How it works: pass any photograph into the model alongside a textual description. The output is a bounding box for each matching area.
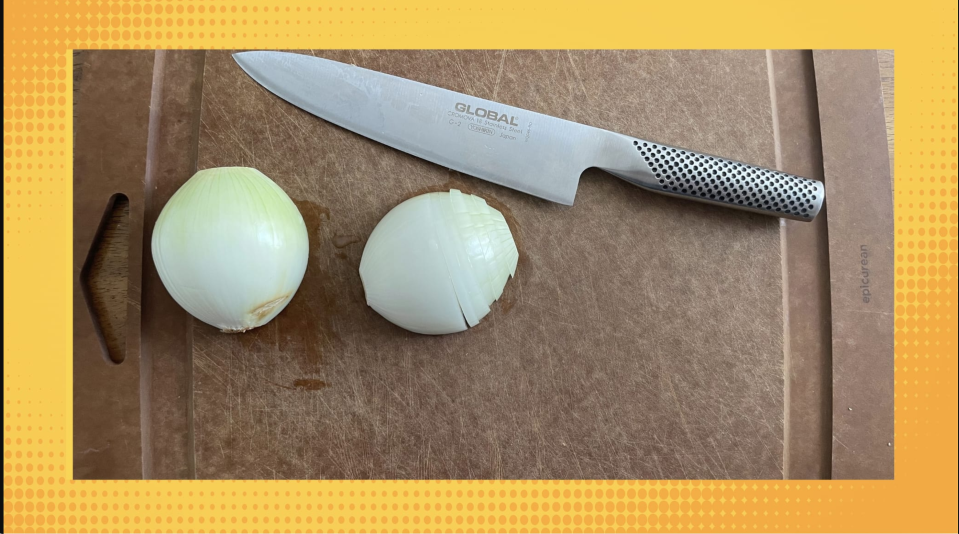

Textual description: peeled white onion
[359,189,519,335]
[152,167,309,332]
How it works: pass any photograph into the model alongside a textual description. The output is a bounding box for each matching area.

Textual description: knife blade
[233,51,824,221]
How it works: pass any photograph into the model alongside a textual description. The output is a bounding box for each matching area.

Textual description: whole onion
[152,167,309,332]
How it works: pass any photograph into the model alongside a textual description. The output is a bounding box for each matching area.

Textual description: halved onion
[359,189,519,335]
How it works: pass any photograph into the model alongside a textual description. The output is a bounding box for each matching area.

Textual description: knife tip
[232,51,255,69]
[233,51,271,66]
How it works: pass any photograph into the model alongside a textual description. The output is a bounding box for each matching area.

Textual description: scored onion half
[151,167,309,333]
[359,189,519,335]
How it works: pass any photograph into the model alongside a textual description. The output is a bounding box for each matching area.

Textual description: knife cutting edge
[233,51,824,221]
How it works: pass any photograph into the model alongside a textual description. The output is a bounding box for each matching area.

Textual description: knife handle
[605,138,824,221]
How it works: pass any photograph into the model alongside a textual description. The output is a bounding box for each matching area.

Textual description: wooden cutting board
[189,50,785,479]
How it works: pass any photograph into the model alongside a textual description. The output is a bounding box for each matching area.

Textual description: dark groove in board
[771,50,834,480]
[140,50,208,480]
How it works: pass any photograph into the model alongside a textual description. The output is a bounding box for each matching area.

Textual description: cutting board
[185,50,784,479]
[72,50,898,480]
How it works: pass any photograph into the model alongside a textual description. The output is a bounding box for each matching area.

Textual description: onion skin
[151,167,309,332]
[359,189,518,335]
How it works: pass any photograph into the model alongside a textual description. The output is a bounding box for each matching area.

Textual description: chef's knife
[234,51,824,221]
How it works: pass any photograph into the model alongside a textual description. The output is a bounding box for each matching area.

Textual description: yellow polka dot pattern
[3,1,958,532]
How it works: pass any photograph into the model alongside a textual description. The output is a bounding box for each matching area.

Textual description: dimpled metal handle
[606,137,825,221]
